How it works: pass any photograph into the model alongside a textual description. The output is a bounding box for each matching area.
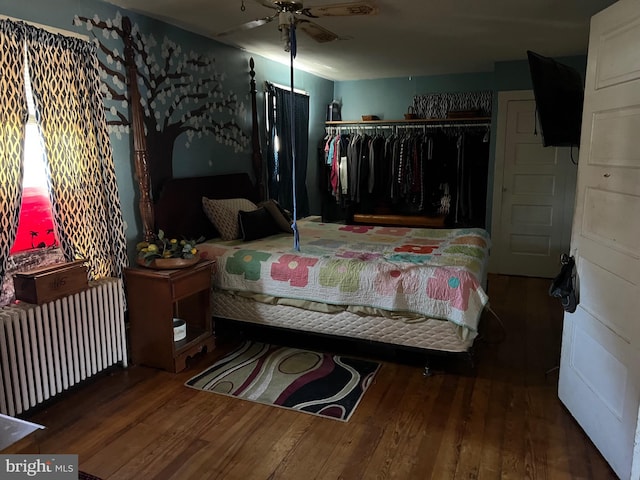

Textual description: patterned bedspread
[198,219,490,333]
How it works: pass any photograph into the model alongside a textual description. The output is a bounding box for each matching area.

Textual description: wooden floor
[11,274,616,479]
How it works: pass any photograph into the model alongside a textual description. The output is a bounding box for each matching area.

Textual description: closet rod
[325,122,490,131]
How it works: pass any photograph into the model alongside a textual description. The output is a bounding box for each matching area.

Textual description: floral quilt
[198,219,491,333]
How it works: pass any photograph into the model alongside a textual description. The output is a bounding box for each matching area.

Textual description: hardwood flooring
[9,274,616,479]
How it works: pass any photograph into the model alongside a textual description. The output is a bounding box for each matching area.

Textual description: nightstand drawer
[171,265,211,300]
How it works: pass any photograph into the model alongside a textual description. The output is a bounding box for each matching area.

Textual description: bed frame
[150,171,481,362]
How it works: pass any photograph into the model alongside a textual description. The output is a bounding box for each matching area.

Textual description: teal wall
[494,55,587,92]
[0,0,334,261]
[333,56,586,122]
[335,72,495,121]
[333,55,587,230]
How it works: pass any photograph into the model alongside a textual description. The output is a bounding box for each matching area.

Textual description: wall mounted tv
[527,50,585,147]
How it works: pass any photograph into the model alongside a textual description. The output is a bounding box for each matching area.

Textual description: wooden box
[13,260,88,305]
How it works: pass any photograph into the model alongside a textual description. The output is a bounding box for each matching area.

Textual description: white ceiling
[102,0,617,81]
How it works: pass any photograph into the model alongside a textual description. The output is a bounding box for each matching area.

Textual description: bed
[133,60,491,362]
[153,172,490,359]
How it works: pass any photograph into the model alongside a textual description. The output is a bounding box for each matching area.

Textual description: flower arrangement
[136,230,203,267]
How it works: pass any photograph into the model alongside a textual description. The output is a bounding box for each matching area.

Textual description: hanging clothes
[319,124,490,228]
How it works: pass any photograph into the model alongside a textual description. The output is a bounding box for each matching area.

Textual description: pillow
[202,197,258,240]
[259,199,293,234]
[238,207,280,241]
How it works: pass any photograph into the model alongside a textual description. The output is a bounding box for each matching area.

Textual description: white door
[490,91,577,277]
[558,1,640,478]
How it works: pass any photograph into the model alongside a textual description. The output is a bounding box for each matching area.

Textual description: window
[264,82,310,218]
[1,17,126,308]
[9,61,59,254]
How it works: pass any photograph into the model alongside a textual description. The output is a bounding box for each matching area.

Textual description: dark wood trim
[123,16,154,242]
[351,213,446,228]
[249,58,265,201]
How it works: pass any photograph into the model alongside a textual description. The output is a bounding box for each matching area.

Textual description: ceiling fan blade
[253,0,279,10]
[302,2,378,18]
[296,19,343,43]
[216,14,277,37]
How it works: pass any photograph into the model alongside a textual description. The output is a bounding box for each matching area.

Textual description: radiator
[0,277,128,416]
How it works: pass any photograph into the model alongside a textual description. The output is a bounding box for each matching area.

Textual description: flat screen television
[527,50,585,147]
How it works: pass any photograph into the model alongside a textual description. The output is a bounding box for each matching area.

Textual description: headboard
[154,172,259,240]
[123,14,264,241]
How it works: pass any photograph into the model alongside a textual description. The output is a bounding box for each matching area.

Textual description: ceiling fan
[217,1,378,51]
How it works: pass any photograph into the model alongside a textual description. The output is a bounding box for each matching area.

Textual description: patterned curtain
[24,26,128,279]
[0,21,27,285]
[0,20,128,285]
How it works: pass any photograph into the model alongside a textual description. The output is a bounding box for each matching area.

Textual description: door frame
[489,89,533,274]
[490,89,577,276]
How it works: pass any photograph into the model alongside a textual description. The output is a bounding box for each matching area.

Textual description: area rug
[185,341,380,422]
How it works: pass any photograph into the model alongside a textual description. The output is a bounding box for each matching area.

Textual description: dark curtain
[266,83,310,218]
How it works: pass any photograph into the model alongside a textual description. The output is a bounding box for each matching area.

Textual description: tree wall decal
[73,12,250,198]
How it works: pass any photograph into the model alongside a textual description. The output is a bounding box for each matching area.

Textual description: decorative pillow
[259,199,293,234]
[202,197,258,240]
[238,207,280,241]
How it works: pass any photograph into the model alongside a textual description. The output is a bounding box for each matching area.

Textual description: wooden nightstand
[124,259,215,372]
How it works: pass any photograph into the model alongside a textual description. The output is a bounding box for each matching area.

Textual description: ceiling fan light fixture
[278,11,295,51]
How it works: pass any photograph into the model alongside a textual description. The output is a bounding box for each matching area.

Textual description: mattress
[213,290,475,353]
[199,219,490,336]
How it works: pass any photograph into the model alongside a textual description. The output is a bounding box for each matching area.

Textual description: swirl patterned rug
[185,341,380,422]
